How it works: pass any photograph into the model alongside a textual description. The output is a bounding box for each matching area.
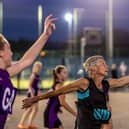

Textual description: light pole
[73,8,85,55]
[64,12,73,55]
[106,0,113,65]
[80,37,87,67]
[38,5,43,36]
[108,0,113,62]
[0,0,3,33]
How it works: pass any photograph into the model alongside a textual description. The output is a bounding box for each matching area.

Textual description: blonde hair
[83,55,104,73]
[32,61,42,74]
[0,34,8,50]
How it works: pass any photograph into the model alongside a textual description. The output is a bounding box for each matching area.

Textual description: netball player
[44,65,76,129]
[18,61,42,129]
[23,55,129,129]
[0,14,56,129]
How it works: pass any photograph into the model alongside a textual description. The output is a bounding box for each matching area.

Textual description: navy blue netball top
[0,69,17,114]
[76,77,111,129]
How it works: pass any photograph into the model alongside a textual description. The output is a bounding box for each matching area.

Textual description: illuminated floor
[5,91,129,129]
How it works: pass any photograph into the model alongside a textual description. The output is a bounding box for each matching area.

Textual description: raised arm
[22,78,89,108]
[108,76,129,88]
[7,15,57,77]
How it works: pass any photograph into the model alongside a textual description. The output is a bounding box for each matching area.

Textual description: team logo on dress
[1,87,16,113]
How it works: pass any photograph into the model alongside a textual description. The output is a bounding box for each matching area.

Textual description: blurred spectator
[111,63,118,78]
[119,61,127,77]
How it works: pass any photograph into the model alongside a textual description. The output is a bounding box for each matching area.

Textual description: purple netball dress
[27,74,40,97]
[0,69,17,129]
[44,82,62,128]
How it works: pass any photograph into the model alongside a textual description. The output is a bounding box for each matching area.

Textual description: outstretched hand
[22,97,39,109]
[43,14,57,37]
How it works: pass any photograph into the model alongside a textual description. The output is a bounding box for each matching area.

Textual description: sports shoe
[18,124,28,129]
[28,125,38,129]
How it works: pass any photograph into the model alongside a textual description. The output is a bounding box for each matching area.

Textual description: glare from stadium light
[64,12,72,23]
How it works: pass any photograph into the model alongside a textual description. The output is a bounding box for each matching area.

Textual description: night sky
[2,0,129,42]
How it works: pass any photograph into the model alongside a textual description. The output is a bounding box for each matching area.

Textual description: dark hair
[52,65,65,84]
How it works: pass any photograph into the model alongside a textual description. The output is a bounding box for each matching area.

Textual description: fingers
[44,14,57,25]
[22,98,32,109]
[44,15,57,30]
[51,23,56,30]
[45,18,57,30]
[21,104,30,109]
[43,14,58,36]
[44,14,53,24]
[22,103,31,109]
[22,101,32,109]
[22,97,38,109]
[22,98,30,103]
